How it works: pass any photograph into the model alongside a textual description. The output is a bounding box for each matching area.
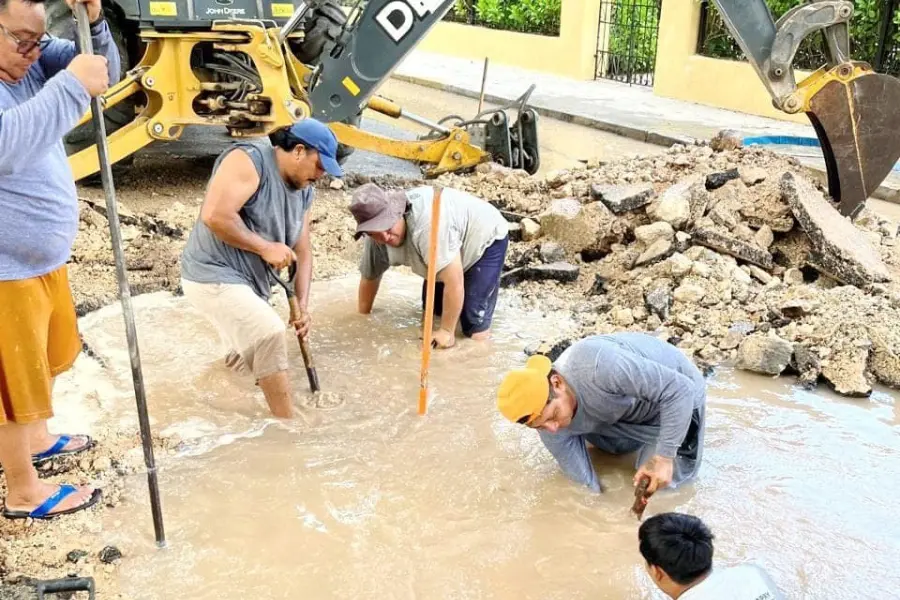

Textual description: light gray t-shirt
[181,139,313,300]
[359,186,508,280]
[681,564,784,600]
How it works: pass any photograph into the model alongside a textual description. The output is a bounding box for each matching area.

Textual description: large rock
[591,183,654,214]
[647,176,700,230]
[539,241,566,263]
[740,166,768,187]
[821,341,873,397]
[634,221,675,246]
[539,198,625,256]
[736,333,794,375]
[691,227,774,269]
[782,172,891,287]
[868,325,900,389]
[673,282,705,303]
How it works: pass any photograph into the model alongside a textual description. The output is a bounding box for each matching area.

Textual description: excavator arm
[709,0,900,218]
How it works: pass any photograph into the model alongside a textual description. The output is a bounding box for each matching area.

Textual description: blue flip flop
[2,484,103,520]
[31,434,96,465]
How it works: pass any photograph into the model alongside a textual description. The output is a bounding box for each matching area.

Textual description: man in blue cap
[180,118,342,418]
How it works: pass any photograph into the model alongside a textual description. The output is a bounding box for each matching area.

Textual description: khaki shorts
[0,266,82,425]
[181,279,289,381]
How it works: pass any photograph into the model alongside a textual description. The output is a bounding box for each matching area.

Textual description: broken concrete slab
[739,166,768,187]
[749,266,773,284]
[635,239,675,267]
[645,284,673,321]
[539,241,566,263]
[647,176,700,230]
[736,333,794,375]
[782,172,891,287]
[634,221,675,246]
[691,227,774,269]
[754,225,774,249]
[590,183,654,214]
[521,218,541,241]
[705,168,740,191]
[524,262,580,283]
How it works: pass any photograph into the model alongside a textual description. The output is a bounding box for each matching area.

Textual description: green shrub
[701,0,900,75]
[447,0,562,36]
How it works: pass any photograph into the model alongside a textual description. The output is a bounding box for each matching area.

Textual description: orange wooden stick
[419,186,443,415]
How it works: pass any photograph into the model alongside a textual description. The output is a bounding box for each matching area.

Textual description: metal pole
[73,2,166,548]
[477,57,489,114]
[279,0,310,44]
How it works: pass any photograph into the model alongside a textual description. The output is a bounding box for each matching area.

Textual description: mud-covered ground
[5,139,900,597]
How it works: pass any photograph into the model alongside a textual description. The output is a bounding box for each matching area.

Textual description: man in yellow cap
[497,332,706,495]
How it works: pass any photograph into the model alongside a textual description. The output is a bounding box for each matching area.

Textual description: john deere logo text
[375,0,442,43]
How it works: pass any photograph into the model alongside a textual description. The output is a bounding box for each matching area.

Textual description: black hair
[638,512,715,585]
[0,0,45,10]
[268,126,308,152]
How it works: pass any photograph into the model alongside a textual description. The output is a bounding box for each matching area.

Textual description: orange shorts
[0,266,82,425]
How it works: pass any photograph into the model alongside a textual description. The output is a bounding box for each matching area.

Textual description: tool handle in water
[288,296,320,392]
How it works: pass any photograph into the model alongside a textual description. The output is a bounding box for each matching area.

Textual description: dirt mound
[436,142,900,397]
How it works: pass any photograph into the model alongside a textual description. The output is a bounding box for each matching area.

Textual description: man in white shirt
[638,512,784,599]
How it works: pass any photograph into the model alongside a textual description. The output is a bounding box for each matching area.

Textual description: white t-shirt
[680,564,783,600]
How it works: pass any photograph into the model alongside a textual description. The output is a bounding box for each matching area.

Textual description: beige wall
[653,0,810,125]
[417,0,603,80]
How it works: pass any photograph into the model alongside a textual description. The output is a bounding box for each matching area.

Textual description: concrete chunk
[591,183,654,214]
[691,227,774,269]
[740,166,768,186]
[635,221,675,246]
[525,262,580,283]
[782,172,891,286]
[507,222,523,243]
[648,176,699,230]
[705,168,739,191]
[521,218,541,241]
[737,333,793,375]
[634,239,674,267]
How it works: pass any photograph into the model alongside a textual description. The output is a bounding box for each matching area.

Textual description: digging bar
[73,1,166,548]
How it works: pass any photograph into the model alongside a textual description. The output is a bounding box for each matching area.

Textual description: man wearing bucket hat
[180,118,342,418]
[349,182,510,349]
[497,332,707,495]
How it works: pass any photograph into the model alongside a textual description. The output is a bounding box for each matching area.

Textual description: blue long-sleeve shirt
[538,333,707,492]
[0,19,121,281]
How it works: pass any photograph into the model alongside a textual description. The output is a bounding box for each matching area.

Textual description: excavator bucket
[802,64,900,218]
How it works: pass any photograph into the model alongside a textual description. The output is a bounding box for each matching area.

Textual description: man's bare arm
[436,254,465,334]
[358,276,382,314]
[200,149,277,257]
[293,210,314,310]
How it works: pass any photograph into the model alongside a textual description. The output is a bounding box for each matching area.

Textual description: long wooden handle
[419,187,443,416]
[289,296,320,392]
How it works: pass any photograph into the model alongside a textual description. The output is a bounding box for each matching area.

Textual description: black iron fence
[595,0,663,86]
[697,0,900,77]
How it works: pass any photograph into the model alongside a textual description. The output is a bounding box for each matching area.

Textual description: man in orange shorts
[0,0,119,519]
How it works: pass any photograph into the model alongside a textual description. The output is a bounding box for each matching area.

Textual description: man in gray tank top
[180,119,342,418]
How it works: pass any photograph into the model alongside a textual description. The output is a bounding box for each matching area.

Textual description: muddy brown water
[50,272,899,599]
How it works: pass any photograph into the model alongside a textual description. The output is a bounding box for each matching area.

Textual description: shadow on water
[52,272,900,600]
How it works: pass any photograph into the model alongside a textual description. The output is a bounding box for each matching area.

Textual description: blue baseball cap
[284,118,343,178]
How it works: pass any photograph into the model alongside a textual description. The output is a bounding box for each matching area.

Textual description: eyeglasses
[0,22,50,55]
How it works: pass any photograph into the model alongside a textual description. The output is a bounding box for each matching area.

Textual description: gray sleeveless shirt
[180,139,313,300]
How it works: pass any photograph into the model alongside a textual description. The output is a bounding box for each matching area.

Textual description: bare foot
[4,481,97,516]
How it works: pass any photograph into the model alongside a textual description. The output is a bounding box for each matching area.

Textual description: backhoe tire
[290,0,360,165]
[45,2,136,175]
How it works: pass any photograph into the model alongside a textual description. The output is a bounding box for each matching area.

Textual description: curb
[391,72,900,205]
[391,73,696,148]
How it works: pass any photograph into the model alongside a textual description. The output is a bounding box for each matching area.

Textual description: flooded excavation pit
[55,272,899,599]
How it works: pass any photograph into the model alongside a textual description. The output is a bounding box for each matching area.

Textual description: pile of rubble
[437,142,900,397]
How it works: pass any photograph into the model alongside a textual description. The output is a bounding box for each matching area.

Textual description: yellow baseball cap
[497,354,553,425]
